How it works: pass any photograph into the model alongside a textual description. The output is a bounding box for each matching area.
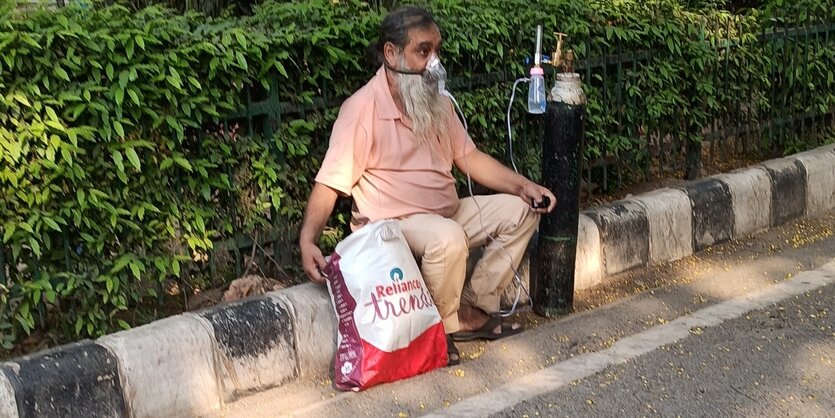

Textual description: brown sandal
[450,314,523,342]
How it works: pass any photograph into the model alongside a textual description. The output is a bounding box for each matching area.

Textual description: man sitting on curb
[299,5,556,366]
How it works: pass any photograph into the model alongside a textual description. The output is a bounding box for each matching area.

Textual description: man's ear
[383,41,398,67]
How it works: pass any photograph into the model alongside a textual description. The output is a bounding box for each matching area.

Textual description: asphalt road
[490,281,834,418]
[223,210,835,418]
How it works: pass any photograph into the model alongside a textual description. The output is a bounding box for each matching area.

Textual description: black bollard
[532,72,586,317]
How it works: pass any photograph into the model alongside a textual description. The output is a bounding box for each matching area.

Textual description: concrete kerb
[632,188,693,265]
[97,314,223,418]
[1,340,126,417]
[759,157,807,226]
[0,371,16,418]
[583,200,650,276]
[682,178,735,251]
[197,295,298,402]
[269,284,337,378]
[574,214,603,290]
[788,146,835,216]
[4,144,835,416]
[712,166,772,238]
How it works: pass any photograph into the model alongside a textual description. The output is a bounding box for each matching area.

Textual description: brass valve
[552,32,566,69]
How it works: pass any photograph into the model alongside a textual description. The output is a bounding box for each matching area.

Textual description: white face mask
[386,54,448,93]
[423,55,448,93]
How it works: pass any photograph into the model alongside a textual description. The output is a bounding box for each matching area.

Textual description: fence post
[0,242,6,285]
[685,124,701,180]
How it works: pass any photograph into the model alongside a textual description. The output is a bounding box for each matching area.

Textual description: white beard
[394,56,451,150]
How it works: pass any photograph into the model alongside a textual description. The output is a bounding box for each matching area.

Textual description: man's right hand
[300,241,328,285]
[299,182,340,285]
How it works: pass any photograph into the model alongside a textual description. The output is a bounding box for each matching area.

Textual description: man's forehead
[405,25,442,46]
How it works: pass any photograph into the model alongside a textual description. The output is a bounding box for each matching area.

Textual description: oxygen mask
[386,54,449,95]
[423,56,448,94]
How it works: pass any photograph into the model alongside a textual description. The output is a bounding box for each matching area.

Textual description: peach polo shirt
[315,66,476,227]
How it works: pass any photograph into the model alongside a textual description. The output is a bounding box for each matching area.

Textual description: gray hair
[368,6,437,66]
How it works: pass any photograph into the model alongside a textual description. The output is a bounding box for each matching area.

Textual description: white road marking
[424,261,835,418]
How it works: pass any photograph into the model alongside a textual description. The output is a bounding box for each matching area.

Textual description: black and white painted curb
[0,285,337,418]
[1,144,834,417]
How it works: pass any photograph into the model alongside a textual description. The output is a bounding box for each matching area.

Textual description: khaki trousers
[398,194,539,334]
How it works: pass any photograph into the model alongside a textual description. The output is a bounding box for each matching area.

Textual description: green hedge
[1,0,833,353]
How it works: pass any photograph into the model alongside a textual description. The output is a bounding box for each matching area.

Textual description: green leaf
[166,75,181,89]
[169,66,181,81]
[195,214,205,233]
[19,222,33,234]
[236,51,248,71]
[172,259,180,276]
[235,32,247,49]
[112,150,124,173]
[173,157,192,171]
[187,77,201,90]
[128,89,140,106]
[118,319,131,330]
[2,220,14,240]
[45,106,59,122]
[44,217,61,232]
[13,94,31,107]
[29,238,41,258]
[54,66,70,82]
[125,40,134,59]
[135,35,145,49]
[274,61,288,78]
[114,120,125,138]
[119,71,129,90]
[111,255,132,274]
[46,119,66,132]
[125,147,140,171]
[129,262,141,279]
[115,88,124,106]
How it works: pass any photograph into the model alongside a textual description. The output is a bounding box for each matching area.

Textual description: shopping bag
[323,220,447,391]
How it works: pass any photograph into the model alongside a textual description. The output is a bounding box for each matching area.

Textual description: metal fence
[204,19,835,281]
[573,20,835,198]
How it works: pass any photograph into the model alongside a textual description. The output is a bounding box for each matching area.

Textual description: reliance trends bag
[323,220,447,391]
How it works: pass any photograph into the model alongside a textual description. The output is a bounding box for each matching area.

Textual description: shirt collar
[372,66,402,121]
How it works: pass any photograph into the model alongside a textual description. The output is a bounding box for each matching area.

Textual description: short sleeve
[447,99,477,160]
[314,107,371,196]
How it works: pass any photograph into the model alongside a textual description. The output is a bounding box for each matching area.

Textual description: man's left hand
[519,182,557,214]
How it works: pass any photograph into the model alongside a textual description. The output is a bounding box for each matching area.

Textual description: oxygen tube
[431,44,546,318]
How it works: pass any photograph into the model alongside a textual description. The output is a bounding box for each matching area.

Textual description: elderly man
[299,5,556,365]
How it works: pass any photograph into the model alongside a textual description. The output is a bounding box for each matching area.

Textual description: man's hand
[300,241,327,285]
[519,181,557,214]
[455,150,556,213]
[299,183,340,285]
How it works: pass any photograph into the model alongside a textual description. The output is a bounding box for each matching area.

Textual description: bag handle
[379,222,400,242]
